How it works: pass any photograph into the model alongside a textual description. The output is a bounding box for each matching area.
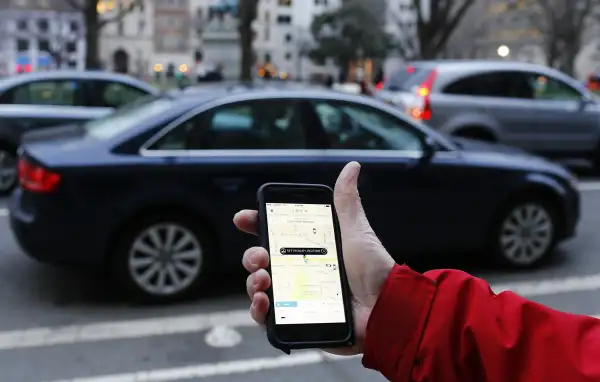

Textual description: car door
[84,80,152,110]
[305,99,474,259]
[520,71,599,155]
[142,97,329,263]
[441,70,540,150]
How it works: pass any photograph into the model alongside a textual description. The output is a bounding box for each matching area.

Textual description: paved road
[0,181,600,382]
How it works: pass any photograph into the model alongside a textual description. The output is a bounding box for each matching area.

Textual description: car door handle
[213,177,246,192]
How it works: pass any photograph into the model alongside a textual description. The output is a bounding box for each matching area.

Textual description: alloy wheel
[0,150,17,193]
[499,203,554,266]
[128,223,203,296]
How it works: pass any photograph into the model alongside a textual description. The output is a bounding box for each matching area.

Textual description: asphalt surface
[1,180,600,382]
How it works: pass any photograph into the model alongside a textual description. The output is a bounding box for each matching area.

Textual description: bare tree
[238,0,258,81]
[522,0,599,75]
[63,0,143,69]
[393,0,476,59]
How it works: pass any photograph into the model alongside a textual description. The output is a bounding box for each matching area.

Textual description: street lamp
[497,45,510,58]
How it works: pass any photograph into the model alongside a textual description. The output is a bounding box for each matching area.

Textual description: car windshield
[84,95,176,140]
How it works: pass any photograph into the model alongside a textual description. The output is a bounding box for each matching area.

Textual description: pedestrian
[324,74,334,88]
[233,161,600,382]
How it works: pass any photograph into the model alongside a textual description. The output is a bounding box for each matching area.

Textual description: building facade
[252,0,341,80]
[97,0,154,76]
[0,0,85,75]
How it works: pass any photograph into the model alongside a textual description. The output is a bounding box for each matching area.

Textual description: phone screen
[265,202,346,325]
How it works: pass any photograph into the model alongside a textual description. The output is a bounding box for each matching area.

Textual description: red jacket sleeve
[362,264,600,382]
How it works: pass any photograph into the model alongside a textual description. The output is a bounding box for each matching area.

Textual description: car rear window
[385,65,435,91]
[84,95,176,140]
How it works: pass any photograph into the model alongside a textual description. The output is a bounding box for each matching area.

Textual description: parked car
[586,72,600,92]
[377,60,600,171]
[0,71,159,194]
[9,84,580,303]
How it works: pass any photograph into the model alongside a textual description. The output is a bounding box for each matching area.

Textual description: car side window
[443,71,534,99]
[93,81,149,108]
[312,101,423,151]
[149,99,308,150]
[526,74,582,101]
[0,80,83,106]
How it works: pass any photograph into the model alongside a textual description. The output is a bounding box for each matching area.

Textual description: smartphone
[257,183,354,353]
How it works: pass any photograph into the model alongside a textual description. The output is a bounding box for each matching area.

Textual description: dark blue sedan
[9,85,580,302]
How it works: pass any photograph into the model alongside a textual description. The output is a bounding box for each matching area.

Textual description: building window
[285,33,292,42]
[285,52,292,60]
[68,60,77,68]
[17,39,29,52]
[69,20,79,33]
[314,0,327,4]
[17,20,28,31]
[38,39,50,52]
[37,19,49,32]
[277,15,292,24]
[278,0,292,6]
[66,41,77,53]
[138,19,146,34]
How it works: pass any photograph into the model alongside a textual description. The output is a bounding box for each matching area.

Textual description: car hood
[452,137,574,178]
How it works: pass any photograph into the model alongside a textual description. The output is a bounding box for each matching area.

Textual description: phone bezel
[259,183,354,345]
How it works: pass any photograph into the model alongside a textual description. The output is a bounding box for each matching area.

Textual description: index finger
[233,210,258,236]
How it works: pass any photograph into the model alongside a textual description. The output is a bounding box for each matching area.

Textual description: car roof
[169,81,365,103]
[0,70,158,93]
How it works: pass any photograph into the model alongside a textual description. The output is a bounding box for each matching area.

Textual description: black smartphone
[257,183,354,353]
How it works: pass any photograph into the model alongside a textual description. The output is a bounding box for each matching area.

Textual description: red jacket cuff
[361,264,438,381]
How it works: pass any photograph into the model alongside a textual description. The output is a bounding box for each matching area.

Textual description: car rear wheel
[490,201,558,268]
[0,148,17,196]
[112,213,212,303]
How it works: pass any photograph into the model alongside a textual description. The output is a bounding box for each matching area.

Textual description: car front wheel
[490,201,558,268]
[113,214,211,303]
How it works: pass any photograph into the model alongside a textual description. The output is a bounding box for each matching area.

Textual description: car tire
[112,212,213,304]
[488,199,559,269]
[0,144,18,196]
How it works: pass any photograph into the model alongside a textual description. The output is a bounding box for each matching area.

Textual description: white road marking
[204,326,243,348]
[0,270,599,352]
[0,310,253,351]
[578,181,600,191]
[491,273,600,297]
[43,352,363,382]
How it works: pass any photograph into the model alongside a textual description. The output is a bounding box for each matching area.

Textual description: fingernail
[250,250,259,265]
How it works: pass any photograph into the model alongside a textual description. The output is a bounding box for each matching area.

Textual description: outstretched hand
[233,161,395,355]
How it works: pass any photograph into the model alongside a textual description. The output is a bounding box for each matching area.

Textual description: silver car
[0,70,159,194]
[377,60,600,171]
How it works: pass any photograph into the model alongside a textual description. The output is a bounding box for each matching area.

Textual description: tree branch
[98,0,143,28]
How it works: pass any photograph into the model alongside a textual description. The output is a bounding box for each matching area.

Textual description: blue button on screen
[275,301,298,308]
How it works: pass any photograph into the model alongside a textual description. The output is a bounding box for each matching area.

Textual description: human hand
[233,161,395,355]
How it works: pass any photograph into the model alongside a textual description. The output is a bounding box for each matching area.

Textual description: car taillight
[375,81,384,90]
[18,158,60,193]
[414,69,437,121]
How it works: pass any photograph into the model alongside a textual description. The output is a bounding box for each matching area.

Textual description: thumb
[334,162,374,234]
